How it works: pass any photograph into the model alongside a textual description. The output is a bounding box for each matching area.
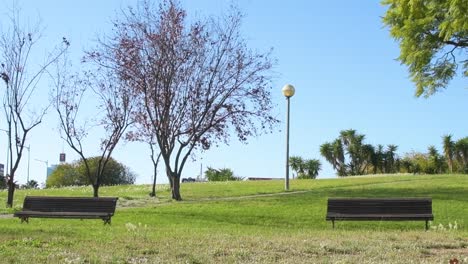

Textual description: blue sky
[0,0,466,185]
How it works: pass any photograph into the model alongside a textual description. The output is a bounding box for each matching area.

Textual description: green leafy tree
[289,156,304,179]
[321,129,374,176]
[382,0,468,97]
[205,167,241,181]
[24,180,39,189]
[300,159,322,179]
[401,148,446,175]
[385,144,399,173]
[46,163,84,188]
[320,139,346,176]
[289,156,321,179]
[77,157,136,186]
[321,130,401,176]
[46,157,136,188]
[454,137,468,173]
[443,134,455,173]
[428,146,446,174]
[372,144,385,174]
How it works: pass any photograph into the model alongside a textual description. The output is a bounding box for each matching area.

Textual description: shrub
[205,167,242,181]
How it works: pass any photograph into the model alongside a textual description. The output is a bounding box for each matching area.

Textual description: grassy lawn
[0,174,467,263]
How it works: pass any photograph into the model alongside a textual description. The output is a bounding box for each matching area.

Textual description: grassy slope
[0,174,467,263]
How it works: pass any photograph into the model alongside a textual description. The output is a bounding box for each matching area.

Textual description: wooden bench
[326,198,434,230]
[14,196,118,225]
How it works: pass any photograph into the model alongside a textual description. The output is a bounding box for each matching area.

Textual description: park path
[194,190,311,202]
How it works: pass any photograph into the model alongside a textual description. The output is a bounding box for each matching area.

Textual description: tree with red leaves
[89,0,278,200]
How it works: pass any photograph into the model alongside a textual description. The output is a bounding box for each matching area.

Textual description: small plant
[429,221,459,231]
[125,222,149,241]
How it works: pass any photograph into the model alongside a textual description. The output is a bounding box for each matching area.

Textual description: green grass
[1,174,467,263]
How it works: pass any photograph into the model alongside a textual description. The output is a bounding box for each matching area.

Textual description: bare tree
[52,57,134,197]
[126,119,161,197]
[88,0,278,200]
[0,7,69,207]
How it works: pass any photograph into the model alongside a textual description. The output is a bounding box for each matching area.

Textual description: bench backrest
[22,196,118,214]
[327,198,432,215]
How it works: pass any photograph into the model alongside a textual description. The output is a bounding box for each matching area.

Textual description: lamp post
[282,84,295,191]
[24,145,30,183]
[0,128,10,176]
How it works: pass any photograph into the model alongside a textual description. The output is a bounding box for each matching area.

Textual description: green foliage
[46,163,84,188]
[23,180,39,189]
[0,175,6,189]
[289,155,321,179]
[205,167,242,181]
[454,137,468,173]
[400,148,446,174]
[46,157,136,188]
[382,0,468,97]
[320,129,399,176]
[442,134,455,173]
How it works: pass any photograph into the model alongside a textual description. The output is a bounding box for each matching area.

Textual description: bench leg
[20,217,29,224]
[332,220,335,229]
[103,218,111,225]
[425,220,428,231]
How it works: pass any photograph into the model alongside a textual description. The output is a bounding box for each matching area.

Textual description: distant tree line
[320,129,468,177]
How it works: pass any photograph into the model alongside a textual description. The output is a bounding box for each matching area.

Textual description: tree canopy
[46,157,136,188]
[320,129,400,177]
[289,156,321,179]
[91,0,277,200]
[205,167,241,181]
[382,0,468,97]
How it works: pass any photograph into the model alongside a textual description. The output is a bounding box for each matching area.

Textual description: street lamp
[24,145,30,183]
[0,128,10,176]
[282,84,295,191]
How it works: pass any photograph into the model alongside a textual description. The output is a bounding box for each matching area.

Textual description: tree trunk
[6,178,15,208]
[93,184,99,197]
[171,173,182,201]
[150,163,157,197]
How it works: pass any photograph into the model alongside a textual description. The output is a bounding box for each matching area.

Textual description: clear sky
[0,0,466,186]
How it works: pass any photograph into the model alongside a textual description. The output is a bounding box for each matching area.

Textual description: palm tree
[289,156,304,179]
[375,144,385,174]
[359,144,375,175]
[320,140,347,176]
[386,144,398,173]
[340,129,357,147]
[303,159,321,179]
[454,137,468,173]
[428,145,444,174]
[442,134,455,173]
